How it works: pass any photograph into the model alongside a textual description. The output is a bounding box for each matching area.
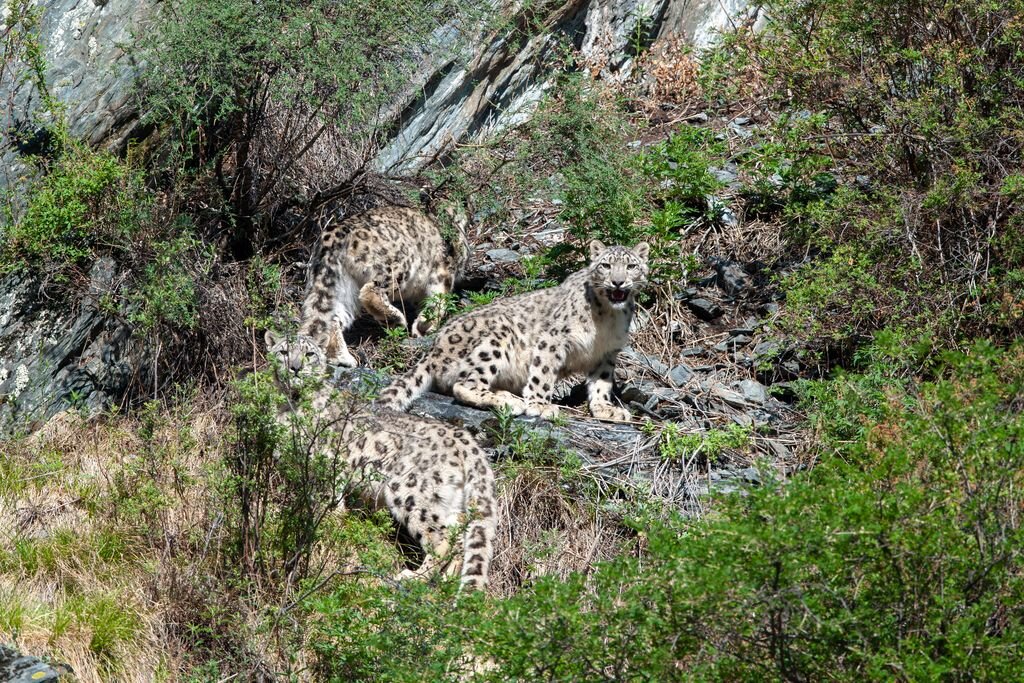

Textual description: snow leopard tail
[460,442,497,591]
[376,358,432,411]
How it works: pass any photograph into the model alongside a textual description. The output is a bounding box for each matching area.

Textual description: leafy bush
[308,579,475,682]
[130,232,214,332]
[467,342,1024,680]
[531,73,645,260]
[137,0,487,251]
[705,0,1024,355]
[2,142,151,277]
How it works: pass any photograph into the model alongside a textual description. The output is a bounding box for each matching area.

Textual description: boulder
[0,259,148,436]
[0,645,64,682]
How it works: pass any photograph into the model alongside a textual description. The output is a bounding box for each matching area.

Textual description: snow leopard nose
[611,279,625,288]
[289,355,303,372]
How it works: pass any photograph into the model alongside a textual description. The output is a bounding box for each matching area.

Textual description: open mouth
[607,289,629,303]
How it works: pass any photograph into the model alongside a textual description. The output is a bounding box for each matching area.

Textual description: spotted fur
[265,331,496,589]
[377,240,649,421]
[300,205,469,368]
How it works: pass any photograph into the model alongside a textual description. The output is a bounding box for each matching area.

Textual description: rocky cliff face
[1,0,154,193]
[374,0,761,174]
[0,258,146,435]
[0,0,754,435]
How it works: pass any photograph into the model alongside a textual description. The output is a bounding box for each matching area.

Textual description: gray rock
[709,164,738,185]
[711,385,748,409]
[485,248,522,264]
[629,308,652,333]
[759,302,780,316]
[753,340,782,361]
[713,335,751,352]
[2,0,157,194]
[620,379,675,407]
[679,346,704,358]
[781,359,801,376]
[621,349,669,376]
[685,297,723,321]
[766,439,792,459]
[0,644,64,681]
[0,259,149,436]
[719,205,738,228]
[376,0,758,175]
[737,466,762,485]
[728,120,753,139]
[714,259,749,295]
[738,378,767,405]
[668,364,694,387]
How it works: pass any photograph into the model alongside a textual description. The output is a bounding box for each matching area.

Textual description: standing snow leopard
[265,330,496,590]
[299,204,469,368]
[377,240,649,421]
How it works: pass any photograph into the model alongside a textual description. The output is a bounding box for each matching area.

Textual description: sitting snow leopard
[300,204,469,368]
[265,330,496,590]
[377,240,649,421]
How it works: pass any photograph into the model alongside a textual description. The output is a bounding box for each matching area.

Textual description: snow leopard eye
[600,262,611,270]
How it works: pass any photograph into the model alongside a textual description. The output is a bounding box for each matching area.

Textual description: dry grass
[0,402,229,681]
[488,465,636,598]
[0,384,654,677]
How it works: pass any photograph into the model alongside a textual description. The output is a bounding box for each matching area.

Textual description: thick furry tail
[376,359,432,411]
[460,445,497,590]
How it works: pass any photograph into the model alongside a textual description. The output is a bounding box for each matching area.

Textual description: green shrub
[467,342,1024,680]
[705,0,1024,354]
[137,0,488,249]
[2,143,151,276]
[129,232,214,332]
[308,579,475,682]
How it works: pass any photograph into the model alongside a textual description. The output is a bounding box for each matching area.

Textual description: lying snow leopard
[265,330,496,590]
[377,240,649,421]
[300,204,469,368]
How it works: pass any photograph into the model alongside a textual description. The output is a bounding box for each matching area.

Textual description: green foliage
[525,73,645,266]
[377,326,413,373]
[705,0,1024,353]
[137,0,486,245]
[130,232,214,332]
[308,579,476,682]
[244,253,284,330]
[651,420,752,463]
[228,369,378,580]
[417,292,459,332]
[465,342,1024,680]
[2,143,152,276]
[639,126,728,281]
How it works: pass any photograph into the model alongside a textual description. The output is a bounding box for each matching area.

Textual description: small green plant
[627,3,655,56]
[417,292,458,332]
[129,232,214,332]
[244,254,283,330]
[656,422,752,462]
[377,326,412,373]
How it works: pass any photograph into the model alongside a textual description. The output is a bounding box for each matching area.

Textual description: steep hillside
[2,0,1023,680]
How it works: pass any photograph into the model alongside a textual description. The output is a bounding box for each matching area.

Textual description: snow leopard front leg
[587,353,631,422]
[521,343,565,419]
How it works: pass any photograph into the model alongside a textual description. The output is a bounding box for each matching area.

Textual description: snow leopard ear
[589,239,607,260]
[632,242,650,261]
[264,329,282,349]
